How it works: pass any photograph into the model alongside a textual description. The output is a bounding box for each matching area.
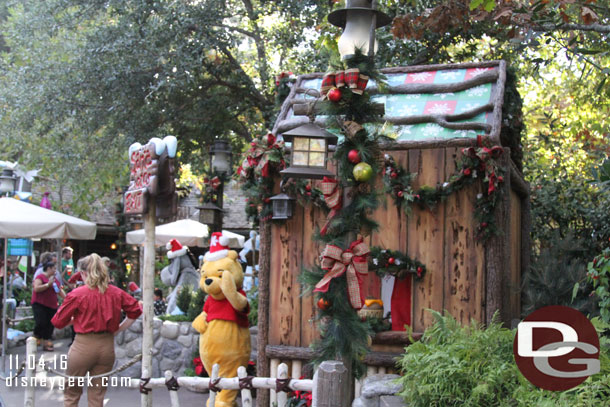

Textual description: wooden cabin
[256,61,529,402]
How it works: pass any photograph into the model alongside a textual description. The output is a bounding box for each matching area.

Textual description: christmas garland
[236,133,286,226]
[369,247,426,280]
[201,173,229,205]
[301,52,386,378]
[382,139,506,241]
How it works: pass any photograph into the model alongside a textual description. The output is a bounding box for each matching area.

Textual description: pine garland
[300,52,387,377]
[382,141,506,242]
[236,133,287,226]
[369,247,426,280]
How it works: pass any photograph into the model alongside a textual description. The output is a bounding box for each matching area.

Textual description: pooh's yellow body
[192,250,250,407]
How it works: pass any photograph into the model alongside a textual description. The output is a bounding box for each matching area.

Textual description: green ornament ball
[353,162,373,182]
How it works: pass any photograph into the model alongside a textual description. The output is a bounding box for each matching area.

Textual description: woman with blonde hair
[52,253,142,407]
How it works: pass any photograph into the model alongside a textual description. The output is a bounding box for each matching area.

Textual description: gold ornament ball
[353,162,373,182]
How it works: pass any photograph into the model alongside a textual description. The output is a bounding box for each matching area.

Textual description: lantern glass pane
[309,152,325,167]
[200,210,216,225]
[293,137,309,151]
[309,138,326,152]
[274,200,287,216]
[293,151,309,166]
[212,152,231,174]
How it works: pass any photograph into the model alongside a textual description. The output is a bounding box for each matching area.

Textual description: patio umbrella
[0,197,97,239]
[126,218,210,247]
[0,196,97,373]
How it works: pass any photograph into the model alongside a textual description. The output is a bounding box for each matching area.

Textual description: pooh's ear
[227,250,238,261]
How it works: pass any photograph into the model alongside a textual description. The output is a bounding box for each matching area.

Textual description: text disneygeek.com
[5,355,132,390]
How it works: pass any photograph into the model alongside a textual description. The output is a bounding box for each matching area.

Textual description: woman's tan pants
[64,332,115,407]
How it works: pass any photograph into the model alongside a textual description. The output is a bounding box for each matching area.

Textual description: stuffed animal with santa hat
[192,231,250,407]
[160,238,200,314]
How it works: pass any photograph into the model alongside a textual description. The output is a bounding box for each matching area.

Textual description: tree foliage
[0,0,335,215]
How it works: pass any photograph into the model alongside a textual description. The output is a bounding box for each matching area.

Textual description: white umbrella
[220,230,245,248]
[0,197,97,239]
[0,196,97,372]
[126,218,209,247]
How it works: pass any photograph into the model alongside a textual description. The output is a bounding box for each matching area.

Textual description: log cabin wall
[268,145,527,349]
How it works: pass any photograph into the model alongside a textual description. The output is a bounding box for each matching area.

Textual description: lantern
[209,139,233,176]
[197,202,223,232]
[327,0,392,60]
[0,169,16,196]
[280,123,338,179]
[270,193,295,220]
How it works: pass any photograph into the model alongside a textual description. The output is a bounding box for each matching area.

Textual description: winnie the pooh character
[192,232,250,407]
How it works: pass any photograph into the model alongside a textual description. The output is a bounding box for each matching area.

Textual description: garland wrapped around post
[300,52,387,377]
[236,133,286,226]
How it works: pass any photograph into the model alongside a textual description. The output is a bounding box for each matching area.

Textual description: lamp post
[198,139,233,232]
[0,169,16,197]
[1,167,16,372]
[327,0,391,60]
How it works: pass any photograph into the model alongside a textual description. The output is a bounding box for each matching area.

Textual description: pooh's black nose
[205,278,213,285]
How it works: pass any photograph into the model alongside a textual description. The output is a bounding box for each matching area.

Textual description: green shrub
[176,284,193,314]
[15,319,35,332]
[158,314,192,322]
[188,289,206,321]
[247,287,258,327]
[396,311,609,407]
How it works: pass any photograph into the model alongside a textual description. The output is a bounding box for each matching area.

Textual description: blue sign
[7,239,33,256]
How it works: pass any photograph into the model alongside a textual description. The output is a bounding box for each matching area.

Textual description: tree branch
[530,22,610,34]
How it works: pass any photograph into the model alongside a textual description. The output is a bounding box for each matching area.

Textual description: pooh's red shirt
[203,289,250,328]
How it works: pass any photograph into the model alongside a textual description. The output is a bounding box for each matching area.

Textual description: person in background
[52,253,142,407]
[32,261,65,351]
[34,252,64,287]
[61,246,74,280]
[153,288,167,316]
[67,257,90,289]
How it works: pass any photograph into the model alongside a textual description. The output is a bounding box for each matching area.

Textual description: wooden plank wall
[268,146,512,347]
[509,190,522,320]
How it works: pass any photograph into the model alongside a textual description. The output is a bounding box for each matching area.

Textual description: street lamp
[270,193,295,220]
[0,169,16,196]
[209,139,233,176]
[197,202,223,233]
[280,123,338,179]
[327,0,392,60]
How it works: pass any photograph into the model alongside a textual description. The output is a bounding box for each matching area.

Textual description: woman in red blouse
[32,261,65,351]
[52,253,142,407]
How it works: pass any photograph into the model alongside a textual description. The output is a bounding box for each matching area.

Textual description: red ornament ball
[388,257,395,265]
[463,168,472,176]
[391,172,398,178]
[317,298,331,310]
[327,88,342,103]
[397,191,404,198]
[416,267,423,277]
[348,149,361,164]
[305,184,312,191]
[481,222,488,228]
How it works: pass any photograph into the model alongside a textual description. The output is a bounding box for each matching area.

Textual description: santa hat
[166,238,188,259]
[203,232,230,262]
[128,282,140,293]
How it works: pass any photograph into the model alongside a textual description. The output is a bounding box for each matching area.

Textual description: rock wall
[114,317,199,378]
[352,374,406,407]
[113,317,258,378]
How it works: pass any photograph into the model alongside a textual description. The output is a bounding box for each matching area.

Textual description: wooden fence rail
[21,336,349,407]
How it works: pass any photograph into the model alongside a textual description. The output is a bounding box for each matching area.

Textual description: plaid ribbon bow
[314,239,370,309]
[238,133,283,179]
[320,68,369,97]
[319,177,341,236]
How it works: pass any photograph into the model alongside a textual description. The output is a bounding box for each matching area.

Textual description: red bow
[314,239,370,309]
[319,177,341,236]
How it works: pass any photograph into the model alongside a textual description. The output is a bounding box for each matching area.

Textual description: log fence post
[312,361,348,407]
